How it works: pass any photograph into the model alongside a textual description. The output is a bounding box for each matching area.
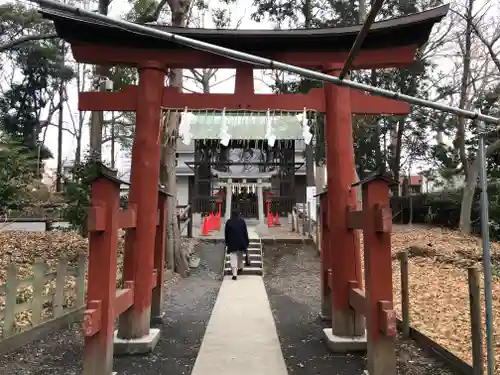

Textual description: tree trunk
[460,168,476,234]
[89,0,110,160]
[56,42,65,192]
[74,134,82,165]
[390,116,406,196]
[89,95,104,159]
[305,144,315,185]
[303,0,315,192]
[163,139,189,275]
[315,164,326,192]
[157,0,191,277]
[455,0,474,178]
[162,67,189,276]
[460,139,500,234]
[364,70,384,172]
[74,64,85,165]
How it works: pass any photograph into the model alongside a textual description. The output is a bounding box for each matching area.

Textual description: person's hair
[231,209,239,218]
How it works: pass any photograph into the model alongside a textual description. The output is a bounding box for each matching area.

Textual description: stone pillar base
[113,328,161,355]
[322,328,367,352]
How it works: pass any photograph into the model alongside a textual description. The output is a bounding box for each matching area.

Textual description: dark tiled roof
[39,5,449,54]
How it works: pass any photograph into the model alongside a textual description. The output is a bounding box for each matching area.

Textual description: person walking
[224,209,249,280]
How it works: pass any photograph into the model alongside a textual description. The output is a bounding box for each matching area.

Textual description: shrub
[391,184,500,239]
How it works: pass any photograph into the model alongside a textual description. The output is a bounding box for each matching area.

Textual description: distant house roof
[400,175,424,185]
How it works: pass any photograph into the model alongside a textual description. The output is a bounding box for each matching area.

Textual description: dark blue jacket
[224,216,249,253]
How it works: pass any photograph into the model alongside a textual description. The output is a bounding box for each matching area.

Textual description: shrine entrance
[37,3,448,375]
[185,121,303,219]
[229,180,259,218]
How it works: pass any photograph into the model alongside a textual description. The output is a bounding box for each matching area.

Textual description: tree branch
[470,22,500,73]
[0,33,59,53]
[210,74,236,88]
[41,122,77,137]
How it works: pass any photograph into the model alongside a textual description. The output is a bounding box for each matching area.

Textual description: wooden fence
[0,254,87,353]
[292,203,319,247]
[301,195,482,374]
[397,251,480,375]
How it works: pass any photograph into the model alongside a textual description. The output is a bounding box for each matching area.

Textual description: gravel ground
[0,242,224,375]
[263,243,459,375]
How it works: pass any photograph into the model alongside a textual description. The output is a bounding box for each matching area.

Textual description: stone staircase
[224,238,263,276]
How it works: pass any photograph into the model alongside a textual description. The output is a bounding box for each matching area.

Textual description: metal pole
[477,122,495,375]
[33,0,500,126]
[339,0,385,80]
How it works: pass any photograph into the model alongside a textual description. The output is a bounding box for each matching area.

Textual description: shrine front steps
[224,239,263,276]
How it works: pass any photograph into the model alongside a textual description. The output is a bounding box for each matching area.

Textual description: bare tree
[420,1,500,233]
[458,2,500,233]
[454,0,475,179]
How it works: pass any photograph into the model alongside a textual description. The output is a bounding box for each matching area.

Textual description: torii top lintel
[39,5,448,70]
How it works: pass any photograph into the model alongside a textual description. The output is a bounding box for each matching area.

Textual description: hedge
[390,184,500,240]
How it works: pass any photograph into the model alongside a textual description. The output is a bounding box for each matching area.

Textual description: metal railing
[291,203,319,249]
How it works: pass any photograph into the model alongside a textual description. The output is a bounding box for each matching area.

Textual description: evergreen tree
[0,3,74,172]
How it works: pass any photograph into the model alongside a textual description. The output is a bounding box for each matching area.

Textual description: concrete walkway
[190,276,289,375]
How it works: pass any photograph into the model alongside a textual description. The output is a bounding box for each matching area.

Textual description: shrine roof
[39,5,449,54]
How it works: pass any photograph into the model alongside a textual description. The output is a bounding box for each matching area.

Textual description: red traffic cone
[201,216,209,236]
[275,212,281,226]
[267,212,273,228]
[209,212,214,231]
[215,212,220,230]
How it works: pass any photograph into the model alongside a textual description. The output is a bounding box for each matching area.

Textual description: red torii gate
[39,4,447,375]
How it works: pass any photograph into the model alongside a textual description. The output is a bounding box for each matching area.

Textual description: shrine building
[174,111,310,225]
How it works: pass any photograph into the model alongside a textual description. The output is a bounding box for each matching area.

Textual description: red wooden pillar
[118,61,165,340]
[151,188,168,322]
[235,66,254,95]
[319,191,331,320]
[361,176,397,375]
[84,170,120,375]
[323,68,364,337]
